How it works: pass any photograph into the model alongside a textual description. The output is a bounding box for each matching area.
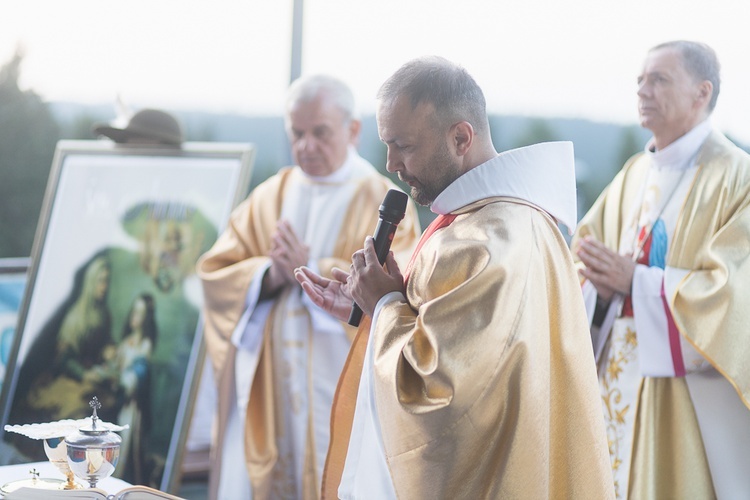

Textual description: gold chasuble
[198,165,420,500]
[325,196,614,499]
[574,131,750,499]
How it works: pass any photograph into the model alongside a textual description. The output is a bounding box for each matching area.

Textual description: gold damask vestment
[574,131,750,499]
[326,196,614,499]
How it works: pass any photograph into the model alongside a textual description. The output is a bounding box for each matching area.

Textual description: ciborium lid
[64,397,122,448]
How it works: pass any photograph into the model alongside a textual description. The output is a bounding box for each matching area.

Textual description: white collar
[431,141,578,234]
[645,120,713,171]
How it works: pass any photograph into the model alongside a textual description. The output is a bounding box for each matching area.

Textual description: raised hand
[295,266,353,321]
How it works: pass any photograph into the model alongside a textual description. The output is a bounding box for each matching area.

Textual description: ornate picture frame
[0,140,254,492]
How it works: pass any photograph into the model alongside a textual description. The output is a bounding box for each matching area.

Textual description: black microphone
[347,189,409,326]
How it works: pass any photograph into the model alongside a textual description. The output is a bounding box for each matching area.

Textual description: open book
[4,485,185,500]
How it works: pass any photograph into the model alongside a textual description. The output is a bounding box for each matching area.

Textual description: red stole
[403,213,457,283]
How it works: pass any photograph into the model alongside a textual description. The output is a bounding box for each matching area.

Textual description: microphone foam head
[379,189,408,224]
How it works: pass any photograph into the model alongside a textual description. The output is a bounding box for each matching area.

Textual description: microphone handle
[347,219,398,326]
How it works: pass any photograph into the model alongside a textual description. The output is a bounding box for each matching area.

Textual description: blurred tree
[511,118,558,149]
[615,125,642,171]
[63,113,100,140]
[577,125,642,217]
[488,115,507,151]
[187,121,217,142]
[0,48,60,258]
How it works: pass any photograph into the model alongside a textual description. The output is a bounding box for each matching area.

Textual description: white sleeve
[230,261,272,352]
[231,262,272,418]
[665,266,712,372]
[338,291,399,500]
[633,264,709,377]
[374,291,407,317]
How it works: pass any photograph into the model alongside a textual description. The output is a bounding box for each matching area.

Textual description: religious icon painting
[0,140,254,492]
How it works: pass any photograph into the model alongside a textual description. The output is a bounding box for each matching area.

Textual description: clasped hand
[265,220,310,294]
[575,235,636,301]
[294,236,404,321]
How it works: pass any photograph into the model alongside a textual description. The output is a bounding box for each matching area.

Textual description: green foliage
[511,118,558,149]
[576,125,645,217]
[0,49,60,257]
[63,113,100,140]
[187,121,217,142]
[615,126,642,170]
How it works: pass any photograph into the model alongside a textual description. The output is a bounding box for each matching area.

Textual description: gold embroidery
[607,357,624,381]
[601,325,638,500]
[625,329,637,347]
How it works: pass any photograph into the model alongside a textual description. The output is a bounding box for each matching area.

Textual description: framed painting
[0,140,254,493]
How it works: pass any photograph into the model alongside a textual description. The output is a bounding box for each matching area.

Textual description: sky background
[3,0,749,143]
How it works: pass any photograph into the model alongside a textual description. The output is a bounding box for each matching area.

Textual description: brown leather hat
[92,108,184,145]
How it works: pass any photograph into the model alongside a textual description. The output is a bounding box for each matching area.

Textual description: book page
[116,485,186,499]
[4,486,108,499]
[4,485,186,500]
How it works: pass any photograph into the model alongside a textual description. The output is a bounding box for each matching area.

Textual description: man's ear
[696,81,712,108]
[348,119,362,146]
[452,121,474,156]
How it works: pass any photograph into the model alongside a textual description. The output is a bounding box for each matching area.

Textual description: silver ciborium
[3,406,127,493]
[43,436,81,490]
[64,397,122,489]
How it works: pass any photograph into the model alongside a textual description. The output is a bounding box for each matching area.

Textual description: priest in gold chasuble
[574,41,750,500]
[197,75,420,500]
[296,57,614,500]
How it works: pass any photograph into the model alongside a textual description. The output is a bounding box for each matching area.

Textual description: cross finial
[89,396,101,421]
[29,468,39,480]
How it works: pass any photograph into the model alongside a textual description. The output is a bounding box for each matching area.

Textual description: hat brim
[92,124,182,145]
[92,124,133,143]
